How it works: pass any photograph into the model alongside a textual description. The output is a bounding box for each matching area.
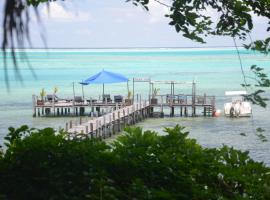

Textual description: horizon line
[8,45,244,50]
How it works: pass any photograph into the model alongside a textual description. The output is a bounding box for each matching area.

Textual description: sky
[0,0,269,48]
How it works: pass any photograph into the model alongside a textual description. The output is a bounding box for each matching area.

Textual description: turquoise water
[0,48,270,164]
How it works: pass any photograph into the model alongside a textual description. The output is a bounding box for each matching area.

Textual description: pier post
[184,107,188,117]
[96,107,100,116]
[79,107,85,116]
[117,111,121,132]
[90,123,94,138]
[136,104,139,122]
[212,96,216,117]
[95,120,99,138]
[103,116,106,139]
[150,107,154,117]
[161,96,164,118]
[133,105,137,124]
[109,114,112,137]
[193,107,196,117]
[170,107,174,117]
[192,80,196,117]
[85,125,89,134]
[123,110,126,128]
[138,107,142,121]
[127,108,130,125]
[32,95,37,117]
[112,113,116,135]
[53,95,55,116]
[65,123,68,132]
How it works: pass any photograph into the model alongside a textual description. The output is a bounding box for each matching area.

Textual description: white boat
[224,91,252,117]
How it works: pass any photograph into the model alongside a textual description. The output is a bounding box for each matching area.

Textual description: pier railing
[150,94,215,106]
[67,101,150,135]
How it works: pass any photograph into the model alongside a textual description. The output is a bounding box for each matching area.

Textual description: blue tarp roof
[80,70,129,85]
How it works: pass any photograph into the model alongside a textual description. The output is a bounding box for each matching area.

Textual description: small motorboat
[224,91,252,117]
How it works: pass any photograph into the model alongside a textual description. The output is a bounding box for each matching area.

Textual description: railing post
[112,112,116,135]
[118,111,121,132]
[123,109,126,128]
[65,122,68,132]
[109,114,112,137]
[103,115,106,138]
[85,125,89,134]
[90,122,93,138]
[96,119,99,138]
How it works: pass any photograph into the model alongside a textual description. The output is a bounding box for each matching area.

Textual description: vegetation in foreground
[0,125,270,200]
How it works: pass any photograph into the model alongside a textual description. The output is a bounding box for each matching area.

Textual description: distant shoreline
[6,46,243,50]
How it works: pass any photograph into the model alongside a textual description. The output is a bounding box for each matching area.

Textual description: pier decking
[66,93,215,137]
[67,101,151,137]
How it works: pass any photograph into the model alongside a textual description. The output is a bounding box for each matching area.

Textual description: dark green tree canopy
[1,125,270,199]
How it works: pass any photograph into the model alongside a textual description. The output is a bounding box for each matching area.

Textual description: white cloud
[42,2,92,22]
[105,7,138,22]
[148,0,170,24]
[105,1,169,25]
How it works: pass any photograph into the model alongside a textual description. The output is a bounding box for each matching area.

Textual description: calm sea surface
[0,48,269,164]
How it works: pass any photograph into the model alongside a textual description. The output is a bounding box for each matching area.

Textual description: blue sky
[0,0,269,48]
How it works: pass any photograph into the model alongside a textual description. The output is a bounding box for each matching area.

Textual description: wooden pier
[67,101,151,137]
[33,78,216,138]
[66,93,216,137]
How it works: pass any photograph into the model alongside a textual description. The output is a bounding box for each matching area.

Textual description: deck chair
[74,96,83,103]
[114,95,123,103]
[103,94,112,103]
[46,94,58,102]
[197,96,205,104]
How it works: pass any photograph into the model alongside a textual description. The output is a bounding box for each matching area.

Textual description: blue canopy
[80,70,129,85]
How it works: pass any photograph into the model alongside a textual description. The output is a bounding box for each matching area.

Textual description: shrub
[0,125,269,199]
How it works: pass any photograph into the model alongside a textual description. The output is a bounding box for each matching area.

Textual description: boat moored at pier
[224,91,252,117]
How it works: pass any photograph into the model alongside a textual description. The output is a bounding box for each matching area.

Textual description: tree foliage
[0,125,270,199]
[129,0,270,44]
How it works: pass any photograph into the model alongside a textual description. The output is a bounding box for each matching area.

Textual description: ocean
[0,48,269,164]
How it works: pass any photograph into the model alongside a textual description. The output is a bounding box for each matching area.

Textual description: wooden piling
[90,123,94,138]
[184,107,188,117]
[117,111,121,132]
[65,123,68,132]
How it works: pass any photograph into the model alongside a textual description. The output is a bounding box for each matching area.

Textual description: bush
[0,125,269,199]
